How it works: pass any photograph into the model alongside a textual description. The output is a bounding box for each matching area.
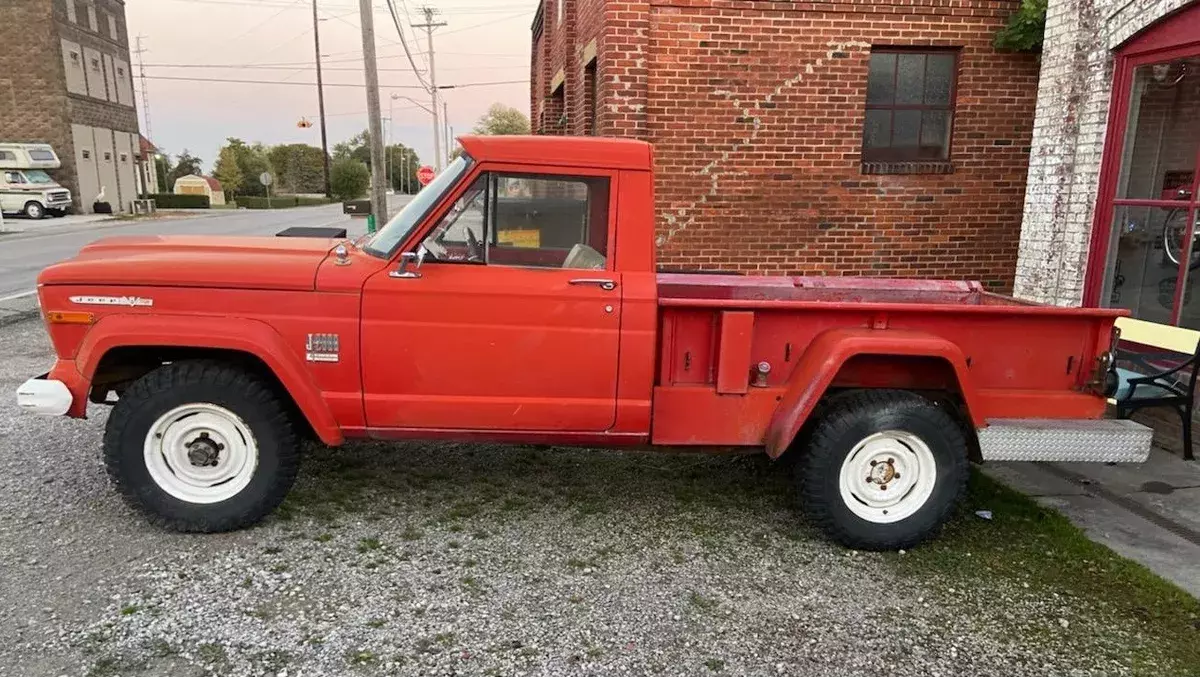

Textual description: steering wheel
[466,228,483,263]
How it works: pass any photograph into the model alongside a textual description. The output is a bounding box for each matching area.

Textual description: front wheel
[23,201,45,219]
[795,390,969,550]
[103,361,299,532]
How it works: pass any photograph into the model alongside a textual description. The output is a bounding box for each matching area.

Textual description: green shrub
[238,196,294,209]
[330,159,369,202]
[994,0,1047,51]
[295,196,331,206]
[143,193,210,209]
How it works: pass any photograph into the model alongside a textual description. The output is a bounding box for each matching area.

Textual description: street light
[390,93,434,194]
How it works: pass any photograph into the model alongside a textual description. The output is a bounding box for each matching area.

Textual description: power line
[141,74,526,89]
[437,10,531,36]
[384,0,430,90]
[143,63,524,72]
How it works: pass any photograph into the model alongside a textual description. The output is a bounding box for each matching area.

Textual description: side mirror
[391,248,425,279]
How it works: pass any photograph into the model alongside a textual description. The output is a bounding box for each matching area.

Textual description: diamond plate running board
[977,418,1152,463]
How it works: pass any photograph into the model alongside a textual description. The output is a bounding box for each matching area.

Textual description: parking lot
[2,317,1198,676]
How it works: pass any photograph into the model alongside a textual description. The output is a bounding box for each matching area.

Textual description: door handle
[569,278,616,291]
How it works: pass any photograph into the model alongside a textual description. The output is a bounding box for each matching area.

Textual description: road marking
[0,290,36,303]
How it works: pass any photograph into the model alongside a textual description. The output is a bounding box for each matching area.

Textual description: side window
[5,172,24,184]
[422,175,488,263]
[490,174,609,269]
[420,172,610,270]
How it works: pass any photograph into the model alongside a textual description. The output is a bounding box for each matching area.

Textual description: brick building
[0,0,141,214]
[530,0,1041,289]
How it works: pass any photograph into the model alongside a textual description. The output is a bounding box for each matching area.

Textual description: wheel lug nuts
[894,473,901,479]
[880,485,888,491]
[869,460,878,467]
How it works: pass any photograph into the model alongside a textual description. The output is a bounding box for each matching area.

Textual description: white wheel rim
[143,403,258,504]
[838,430,936,524]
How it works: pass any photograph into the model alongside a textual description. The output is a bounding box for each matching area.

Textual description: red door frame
[1083,1,1200,313]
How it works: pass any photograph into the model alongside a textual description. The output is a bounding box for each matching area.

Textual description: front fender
[74,313,344,446]
[763,327,981,458]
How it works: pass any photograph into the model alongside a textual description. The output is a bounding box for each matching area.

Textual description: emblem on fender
[306,333,340,363]
[69,295,154,307]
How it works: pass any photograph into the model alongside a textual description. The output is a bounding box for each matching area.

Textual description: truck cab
[18,135,1151,551]
[0,143,73,219]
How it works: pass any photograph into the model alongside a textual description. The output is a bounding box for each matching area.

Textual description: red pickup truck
[18,135,1150,550]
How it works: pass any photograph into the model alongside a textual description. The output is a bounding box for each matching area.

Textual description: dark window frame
[862,47,960,167]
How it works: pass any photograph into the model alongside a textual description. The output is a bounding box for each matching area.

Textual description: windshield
[24,170,55,184]
[363,154,473,257]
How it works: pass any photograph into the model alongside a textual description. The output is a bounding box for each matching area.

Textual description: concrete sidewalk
[985,449,1200,598]
[0,213,114,233]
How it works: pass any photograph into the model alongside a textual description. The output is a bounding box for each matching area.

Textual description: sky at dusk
[127,0,535,172]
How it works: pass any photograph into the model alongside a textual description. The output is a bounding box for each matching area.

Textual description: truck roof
[457,135,653,171]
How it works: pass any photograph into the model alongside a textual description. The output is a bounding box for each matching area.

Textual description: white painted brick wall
[1013,0,1193,306]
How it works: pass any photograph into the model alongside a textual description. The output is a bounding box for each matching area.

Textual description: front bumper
[978,418,1152,463]
[16,374,73,415]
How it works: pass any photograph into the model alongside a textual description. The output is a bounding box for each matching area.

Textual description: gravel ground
[0,318,1184,677]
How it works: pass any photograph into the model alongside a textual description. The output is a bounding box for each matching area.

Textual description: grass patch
[119,604,139,616]
[345,649,378,666]
[197,642,228,665]
[897,471,1200,674]
[400,525,424,541]
[688,591,719,611]
[356,537,382,553]
[704,658,726,672]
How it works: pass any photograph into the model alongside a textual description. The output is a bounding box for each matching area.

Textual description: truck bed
[651,274,1124,446]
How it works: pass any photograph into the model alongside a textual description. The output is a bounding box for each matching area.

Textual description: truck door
[360,166,621,431]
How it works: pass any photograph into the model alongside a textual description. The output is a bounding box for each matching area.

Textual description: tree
[994,0,1047,51]
[213,146,245,199]
[267,143,328,194]
[166,150,202,187]
[472,103,530,136]
[385,144,421,194]
[330,158,369,201]
[214,138,271,197]
[332,130,373,168]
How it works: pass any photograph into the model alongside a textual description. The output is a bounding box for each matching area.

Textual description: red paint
[416,165,435,186]
[715,311,755,394]
[36,135,1123,457]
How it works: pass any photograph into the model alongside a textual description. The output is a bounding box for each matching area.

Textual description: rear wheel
[23,201,45,219]
[103,361,299,532]
[796,390,969,550]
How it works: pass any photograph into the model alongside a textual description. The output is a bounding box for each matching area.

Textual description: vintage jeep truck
[17,135,1151,550]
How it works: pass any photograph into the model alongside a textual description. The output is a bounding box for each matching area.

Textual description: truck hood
[38,235,339,291]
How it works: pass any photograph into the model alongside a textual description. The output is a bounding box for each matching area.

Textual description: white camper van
[0,143,72,219]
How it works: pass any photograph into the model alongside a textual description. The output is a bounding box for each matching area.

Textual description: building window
[103,151,112,161]
[107,14,117,40]
[119,152,128,162]
[66,0,76,23]
[69,51,81,66]
[90,57,101,72]
[81,149,91,160]
[86,3,97,31]
[862,49,957,167]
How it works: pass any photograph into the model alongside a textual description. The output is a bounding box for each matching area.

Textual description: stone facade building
[0,0,141,214]
[530,0,1042,290]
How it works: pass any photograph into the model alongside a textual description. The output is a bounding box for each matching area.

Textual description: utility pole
[312,0,332,199]
[413,7,446,172]
[134,36,152,141]
[357,0,388,226]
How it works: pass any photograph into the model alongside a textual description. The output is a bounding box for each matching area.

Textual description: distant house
[173,174,225,206]
[136,135,160,196]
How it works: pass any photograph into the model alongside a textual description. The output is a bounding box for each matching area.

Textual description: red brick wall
[531,0,1039,288]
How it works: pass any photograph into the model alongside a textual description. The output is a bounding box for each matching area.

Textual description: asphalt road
[0,196,411,300]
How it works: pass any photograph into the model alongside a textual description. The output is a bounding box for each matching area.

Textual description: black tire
[795,389,969,551]
[103,360,299,532]
[23,201,45,219]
